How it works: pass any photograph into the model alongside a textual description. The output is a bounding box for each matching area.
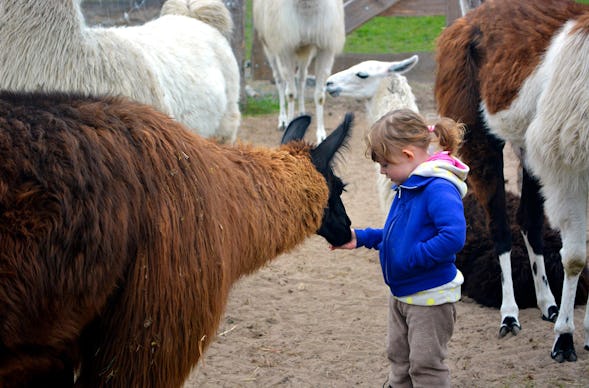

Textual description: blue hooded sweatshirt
[355,152,469,297]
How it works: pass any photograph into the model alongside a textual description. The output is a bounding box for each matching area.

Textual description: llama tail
[434,16,480,126]
[160,0,233,40]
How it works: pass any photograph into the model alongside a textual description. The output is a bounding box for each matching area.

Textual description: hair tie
[427,125,435,132]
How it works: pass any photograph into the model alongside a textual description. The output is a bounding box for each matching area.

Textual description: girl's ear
[401,148,415,160]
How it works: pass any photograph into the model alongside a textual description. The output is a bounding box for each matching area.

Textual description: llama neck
[215,143,329,283]
[368,76,419,122]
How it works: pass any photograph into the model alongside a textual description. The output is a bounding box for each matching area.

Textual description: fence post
[446,0,483,25]
[223,0,247,104]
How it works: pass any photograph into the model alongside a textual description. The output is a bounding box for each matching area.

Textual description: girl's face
[377,146,427,185]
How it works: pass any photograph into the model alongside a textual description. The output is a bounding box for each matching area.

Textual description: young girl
[333,108,468,387]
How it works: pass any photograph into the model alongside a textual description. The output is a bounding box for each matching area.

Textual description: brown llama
[435,0,589,361]
[0,91,353,386]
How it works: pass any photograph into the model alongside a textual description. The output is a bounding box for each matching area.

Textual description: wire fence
[82,0,166,26]
[83,0,165,7]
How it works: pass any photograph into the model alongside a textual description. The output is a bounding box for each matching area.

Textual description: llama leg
[264,48,288,131]
[277,54,297,125]
[552,240,584,362]
[518,168,558,321]
[312,49,335,143]
[543,180,587,362]
[498,251,520,336]
[479,138,521,336]
[295,52,312,117]
[217,81,241,145]
[217,106,241,145]
[462,124,520,336]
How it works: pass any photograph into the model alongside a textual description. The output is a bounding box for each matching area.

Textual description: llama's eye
[356,72,369,79]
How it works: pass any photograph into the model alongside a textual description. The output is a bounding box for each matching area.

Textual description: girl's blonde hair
[365,108,465,163]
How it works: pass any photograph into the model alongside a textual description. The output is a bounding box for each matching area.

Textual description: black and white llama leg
[519,169,558,322]
[498,250,521,336]
[552,220,586,362]
[540,174,587,362]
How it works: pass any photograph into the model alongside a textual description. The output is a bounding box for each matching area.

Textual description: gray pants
[384,294,456,388]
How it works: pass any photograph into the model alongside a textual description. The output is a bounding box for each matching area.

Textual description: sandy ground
[183,74,589,387]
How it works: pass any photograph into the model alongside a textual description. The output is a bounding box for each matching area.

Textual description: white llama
[0,0,241,144]
[253,0,346,143]
[326,55,420,215]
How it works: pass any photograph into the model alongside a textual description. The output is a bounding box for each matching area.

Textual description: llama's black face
[317,172,352,247]
[281,113,354,247]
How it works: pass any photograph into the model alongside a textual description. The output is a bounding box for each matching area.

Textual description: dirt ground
[183,70,589,387]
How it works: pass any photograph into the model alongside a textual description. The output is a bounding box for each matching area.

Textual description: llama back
[527,18,589,176]
[160,0,233,40]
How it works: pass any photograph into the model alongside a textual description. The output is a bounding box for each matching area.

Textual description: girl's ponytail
[429,117,465,155]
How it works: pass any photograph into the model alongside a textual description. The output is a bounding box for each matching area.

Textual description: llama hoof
[278,123,287,132]
[541,305,559,322]
[551,333,577,362]
[499,316,521,337]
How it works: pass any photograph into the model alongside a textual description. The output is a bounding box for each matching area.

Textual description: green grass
[243,95,279,116]
[344,15,445,54]
[244,1,443,58]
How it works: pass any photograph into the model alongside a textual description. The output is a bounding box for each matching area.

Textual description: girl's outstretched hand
[330,229,357,250]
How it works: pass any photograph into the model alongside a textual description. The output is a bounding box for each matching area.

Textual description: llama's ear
[281,115,312,144]
[311,112,353,172]
[387,54,419,75]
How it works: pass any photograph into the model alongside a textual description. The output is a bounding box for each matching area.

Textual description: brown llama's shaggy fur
[459,192,589,309]
[0,91,352,387]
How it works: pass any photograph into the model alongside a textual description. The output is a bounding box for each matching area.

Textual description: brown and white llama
[0,91,353,386]
[435,0,589,362]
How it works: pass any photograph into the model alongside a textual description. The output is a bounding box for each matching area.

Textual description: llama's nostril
[326,87,340,97]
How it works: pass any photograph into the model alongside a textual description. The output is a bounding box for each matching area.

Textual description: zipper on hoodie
[383,217,395,282]
[383,184,417,282]
[383,187,404,282]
